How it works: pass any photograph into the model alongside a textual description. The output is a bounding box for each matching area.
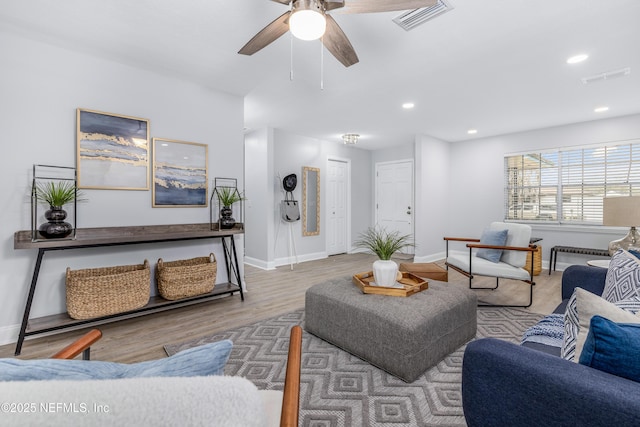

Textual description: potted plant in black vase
[216,186,244,229]
[355,226,414,287]
[35,181,83,239]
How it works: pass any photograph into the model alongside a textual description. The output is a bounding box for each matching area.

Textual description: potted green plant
[35,181,84,239]
[216,186,245,229]
[355,226,414,287]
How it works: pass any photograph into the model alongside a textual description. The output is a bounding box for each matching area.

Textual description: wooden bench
[548,246,610,274]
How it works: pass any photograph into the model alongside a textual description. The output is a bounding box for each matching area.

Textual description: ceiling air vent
[393,0,455,31]
[581,67,631,84]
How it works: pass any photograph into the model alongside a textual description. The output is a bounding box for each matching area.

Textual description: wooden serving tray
[352,271,428,297]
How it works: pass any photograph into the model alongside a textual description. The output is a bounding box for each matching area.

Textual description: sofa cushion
[476,228,509,263]
[447,250,531,281]
[561,288,640,362]
[603,249,640,303]
[0,339,233,381]
[579,315,640,383]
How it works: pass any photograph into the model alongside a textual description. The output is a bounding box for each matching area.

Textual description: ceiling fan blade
[324,0,346,11]
[270,0,292,4]
[340,0,437,14]
[238,11,291,56]
[322,15,359,67]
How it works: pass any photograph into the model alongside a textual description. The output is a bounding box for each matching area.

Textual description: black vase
[220,206,236,229]
[39,206,73,239]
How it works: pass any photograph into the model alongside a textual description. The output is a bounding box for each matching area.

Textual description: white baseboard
[244,257,276,270]
[245,252,329,270]
[274,251,327,268]
[413,252,447,263]
[0,324,19,347]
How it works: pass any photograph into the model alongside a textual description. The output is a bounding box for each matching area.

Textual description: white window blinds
[504,140,640,224]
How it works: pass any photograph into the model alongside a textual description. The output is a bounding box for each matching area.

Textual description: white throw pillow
[602,249,640,302]
[561,287,640,362]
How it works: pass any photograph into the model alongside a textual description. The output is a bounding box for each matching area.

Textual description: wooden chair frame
[444,237,538,308]
[51,329,102,360]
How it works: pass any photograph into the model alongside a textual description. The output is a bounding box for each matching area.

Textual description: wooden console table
[13,223,244,356]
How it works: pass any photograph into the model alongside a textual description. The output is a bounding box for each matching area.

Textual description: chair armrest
[443,237,481,243]
[444,237,480,257]
[280,325,302,427]
[561,265,607,299]
[462,338,640,427]
[51,329,102,360]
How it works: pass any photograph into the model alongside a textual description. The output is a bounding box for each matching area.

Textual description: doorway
[326,158,350,255]
[375,159,414,254]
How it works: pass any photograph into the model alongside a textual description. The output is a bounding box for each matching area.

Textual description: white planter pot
[372,259,399,287]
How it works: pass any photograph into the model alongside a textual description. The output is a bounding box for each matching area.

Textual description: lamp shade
[289,0,326,41]
[603,196,640,226]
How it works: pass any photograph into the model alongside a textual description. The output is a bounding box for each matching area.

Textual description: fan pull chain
[320,38,324,90]
[290,33,294,81]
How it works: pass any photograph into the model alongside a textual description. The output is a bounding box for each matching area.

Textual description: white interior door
[326,159,349,255]
[375,160,414,254]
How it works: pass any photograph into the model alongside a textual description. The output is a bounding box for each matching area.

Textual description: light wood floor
[0,254,563,363]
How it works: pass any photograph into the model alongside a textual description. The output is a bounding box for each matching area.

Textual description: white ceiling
[2,0,639,150]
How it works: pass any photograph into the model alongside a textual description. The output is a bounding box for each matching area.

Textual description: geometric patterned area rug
[165,307,543,427]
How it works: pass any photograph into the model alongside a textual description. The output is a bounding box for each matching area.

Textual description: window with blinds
[504,140,640,224]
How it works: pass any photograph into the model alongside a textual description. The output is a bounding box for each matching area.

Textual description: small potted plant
[216,186,245,229]
[355,226,414,287]
[35,181,84,239]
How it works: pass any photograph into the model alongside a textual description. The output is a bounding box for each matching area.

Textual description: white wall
[371,144,414,164]
[244,128,372,268]
[0,32,244,345]
[446,113,640,267]
[244,128,274,268]
[414,135,450,261]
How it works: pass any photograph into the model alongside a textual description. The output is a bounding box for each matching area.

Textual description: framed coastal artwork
[76,108,150,190]
[152,138,208,207]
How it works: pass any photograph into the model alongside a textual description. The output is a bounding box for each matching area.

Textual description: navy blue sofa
[461,265,640,427]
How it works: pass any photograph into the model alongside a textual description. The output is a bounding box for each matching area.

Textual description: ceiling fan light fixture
[290,0,326,41]
[342,133,359,145]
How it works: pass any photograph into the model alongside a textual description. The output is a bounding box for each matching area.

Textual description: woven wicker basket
[66,260,150,320]
[525,246,543,276]
[156,254,217,300]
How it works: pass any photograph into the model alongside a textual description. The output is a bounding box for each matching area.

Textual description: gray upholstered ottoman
[305,276,477,382]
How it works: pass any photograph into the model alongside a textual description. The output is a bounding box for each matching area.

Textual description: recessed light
[567,54,588,64]
[467,129,478,135]
[402,102,415,109]
[594,106,609,113]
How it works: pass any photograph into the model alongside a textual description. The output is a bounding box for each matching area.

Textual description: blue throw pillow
[0,339,232,381]
[629,249,640,259]
[476,228,509,263]
[579,316,640,382]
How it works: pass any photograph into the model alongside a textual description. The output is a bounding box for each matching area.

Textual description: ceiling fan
[238,0,438,67]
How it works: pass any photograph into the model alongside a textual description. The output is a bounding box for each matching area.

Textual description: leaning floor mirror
[302,166,320,236]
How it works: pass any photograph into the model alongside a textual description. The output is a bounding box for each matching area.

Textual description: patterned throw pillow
[561,288,640,362]
[602,249,640,302]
